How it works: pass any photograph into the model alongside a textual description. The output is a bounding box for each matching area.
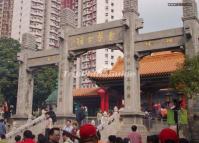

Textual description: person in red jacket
[21,130,36,143]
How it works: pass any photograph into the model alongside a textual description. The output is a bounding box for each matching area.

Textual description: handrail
[6,115,45,139]
[97,111,120,131]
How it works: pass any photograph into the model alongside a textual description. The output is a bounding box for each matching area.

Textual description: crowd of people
[0,101,13,122]
[143,97,187,122]
[0,103,190,143]
[0,123,190,143]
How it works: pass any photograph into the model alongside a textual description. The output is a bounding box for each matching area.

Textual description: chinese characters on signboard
[69,27,124,51]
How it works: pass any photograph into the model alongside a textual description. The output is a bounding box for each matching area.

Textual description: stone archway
[15,0,199,141]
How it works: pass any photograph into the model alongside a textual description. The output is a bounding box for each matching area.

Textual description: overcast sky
[138,0,199,33]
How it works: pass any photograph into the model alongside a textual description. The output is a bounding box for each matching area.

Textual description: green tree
[0,38,20,106]
[0,38,58,111]
[170,55,199,141]
[170,55,199,98]
[33,66,58,110]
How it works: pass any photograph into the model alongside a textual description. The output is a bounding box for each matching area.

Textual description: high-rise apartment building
[11,0,61,50]
[69,0,124,88]
[0,0,13,38]
[61,0,73,9]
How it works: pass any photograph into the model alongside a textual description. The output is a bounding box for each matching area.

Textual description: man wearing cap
[159,128,178,143]
[79,124,100,143]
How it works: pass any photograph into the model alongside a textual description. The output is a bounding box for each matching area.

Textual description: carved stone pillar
[12,33,36,128]
[15,33,36,120]
[16,50,34,117]
[182,1,199,142]
[56,8,76,117]
[117,0,147,142]
[123,0,140,113]
[182,0,199,57]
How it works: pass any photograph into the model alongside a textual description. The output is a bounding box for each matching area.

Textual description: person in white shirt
[41,107,47,115]
[101,111,108,125]
[63,119,73,133]
[45,112,53,138]
[62,130,74,143]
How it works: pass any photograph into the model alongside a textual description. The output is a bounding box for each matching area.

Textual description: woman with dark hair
[116,137,123,143]
[37,134,48,143]
[147,135,159,143]
[3,101,10,122]
[15,135,21,143]
[123,138,130,143]
[108,135,116,143]
[179,138,189,143]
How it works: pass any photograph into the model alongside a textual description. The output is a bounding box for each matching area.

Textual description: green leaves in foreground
[0,38,20,105]
[170,55,199,98]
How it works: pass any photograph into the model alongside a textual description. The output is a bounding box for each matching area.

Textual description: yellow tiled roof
[73,87,100,97]
[87,51,185,80]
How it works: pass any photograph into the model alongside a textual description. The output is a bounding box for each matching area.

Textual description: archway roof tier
[72,87,100,97]
[87,51,185,80]
[46,88,100,104]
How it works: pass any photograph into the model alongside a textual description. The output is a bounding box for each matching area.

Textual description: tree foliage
[33,66,58,110]
[170,55,199,98]
[0,38,58,110]
[0,38,20,105]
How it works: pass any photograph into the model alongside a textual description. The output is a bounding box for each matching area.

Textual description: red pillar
[97,88,106,112]
[181,95,187,109]
[105,93,109,112]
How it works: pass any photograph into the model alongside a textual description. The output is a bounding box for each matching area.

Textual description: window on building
[111,15,114,19]
[105,48,108,52]
[111,55,114,59]
[111,9,114,12]
[105,61,108,64]
[105,54,108,58]
[105,13,108,16]
[105,6,108,10]
[111,3,114,6]
[105,0,108,4]
[111,49,114,52]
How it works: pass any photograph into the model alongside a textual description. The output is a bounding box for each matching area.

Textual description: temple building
[46,51,185,115]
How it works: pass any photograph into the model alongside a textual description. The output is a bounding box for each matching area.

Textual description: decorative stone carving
[184,24,192,39]
[135,18,144,30]
[123,0,138,12]
[22,33,37,50]
[60,8,76,28]
[183,0,198,19]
